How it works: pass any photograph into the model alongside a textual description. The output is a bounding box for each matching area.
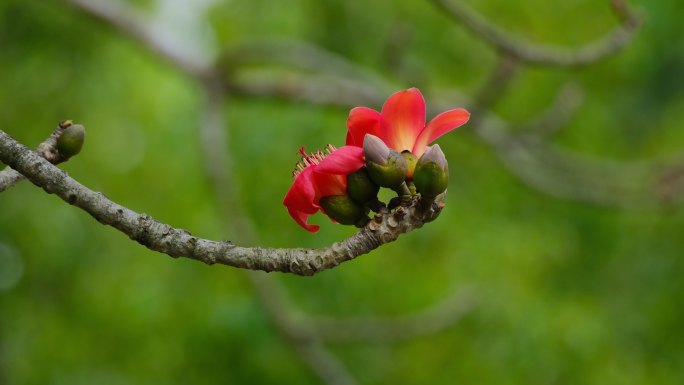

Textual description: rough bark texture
[0,129,442,276]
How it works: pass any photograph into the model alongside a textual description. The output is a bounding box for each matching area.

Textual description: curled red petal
[346,107,384,147]
[380,88,426,152]
[287,207,320,232]
[283,168,320,232]
[413,108,470,156]
[315,146,365,175]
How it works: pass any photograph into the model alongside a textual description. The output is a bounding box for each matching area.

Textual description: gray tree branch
[0,121,81,192]
[0,129,443,276]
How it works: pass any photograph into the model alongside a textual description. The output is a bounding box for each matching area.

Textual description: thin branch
[430,0,641,67]
[226,70,391,109]
[0,129,443,275]
[473,113,684,207]
[220,39,393,90]
[0,121,81,192]
[310,286,477,343]
[0,167,25,193]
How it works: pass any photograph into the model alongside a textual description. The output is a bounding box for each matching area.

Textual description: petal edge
[413,108,470,156]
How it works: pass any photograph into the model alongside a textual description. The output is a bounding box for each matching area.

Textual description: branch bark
[0,129,443,276]
[0,121,81,192]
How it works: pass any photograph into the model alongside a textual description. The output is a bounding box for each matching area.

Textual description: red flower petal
[346,107,384,147]
[283,168,320,232]
[313,173,347,198]
[315,146,365,175]
[380,88,426,152]
[413,108,470,156]
[287,207,320,232]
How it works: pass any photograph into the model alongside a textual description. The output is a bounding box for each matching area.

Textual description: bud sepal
[347,168,379,204]
[413,144,448,199]
[363,134,407,189]
[319,194,369,226]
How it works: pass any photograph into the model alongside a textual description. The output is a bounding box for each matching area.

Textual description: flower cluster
[283,88,470,232]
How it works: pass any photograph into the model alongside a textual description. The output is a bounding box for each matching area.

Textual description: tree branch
[0,121,82,192]
[0,130,443,276]
[430,0,641,67]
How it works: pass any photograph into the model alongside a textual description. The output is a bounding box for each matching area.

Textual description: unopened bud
[363,134,390,165]
[363,135,407,189]
[413,145,448,198]
[347,168,379,204]
[56,124,85,159]
[401,150,418,179]
[319,194,369,226]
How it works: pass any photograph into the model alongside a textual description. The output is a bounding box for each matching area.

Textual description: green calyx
[319,195,369,226]
[366,150,407,189]
[347,168,379,204]
[414,161,448,198]
[413,145,448,198]
[56,124,86,159]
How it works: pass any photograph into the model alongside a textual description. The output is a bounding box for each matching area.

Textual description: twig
[226,70,391,109]
[472,112,684,207]
[0,121,80,192]
[220,39,392,90]
[430,0,641,67]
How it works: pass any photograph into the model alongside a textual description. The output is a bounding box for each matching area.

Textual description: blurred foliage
[2,0,684,384]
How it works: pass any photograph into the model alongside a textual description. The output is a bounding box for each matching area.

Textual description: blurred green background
[2,0,684,384]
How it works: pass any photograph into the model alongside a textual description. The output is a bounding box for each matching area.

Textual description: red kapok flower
[283,145,365,232]
[345,88,470,157]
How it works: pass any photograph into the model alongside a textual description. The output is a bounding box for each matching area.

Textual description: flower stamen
[292,144,337,177]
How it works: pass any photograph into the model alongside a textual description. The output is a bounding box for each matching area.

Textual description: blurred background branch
[429,0,641,66]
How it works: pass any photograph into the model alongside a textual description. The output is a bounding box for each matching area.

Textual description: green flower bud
[56,124,85,159]
[401,150,418,179]
[319,194,369,226]
[347,168,379,204]
[363,134,407,189]
[413,145,448,198]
